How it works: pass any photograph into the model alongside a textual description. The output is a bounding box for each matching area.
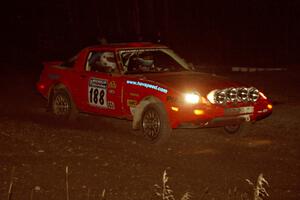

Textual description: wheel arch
[132,96,166,130]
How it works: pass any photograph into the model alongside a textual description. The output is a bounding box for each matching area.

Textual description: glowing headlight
[215,90,226,104]
[248,87,259,102]
[226,88,238,102]
[184,92,201,104]
[237,87,248,102]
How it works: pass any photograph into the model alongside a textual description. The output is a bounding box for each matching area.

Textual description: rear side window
[85,51,118,73]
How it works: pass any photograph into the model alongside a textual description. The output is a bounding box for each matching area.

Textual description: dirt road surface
[0,66,299,200]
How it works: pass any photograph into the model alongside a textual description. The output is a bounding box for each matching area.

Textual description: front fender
[132,96,165,130]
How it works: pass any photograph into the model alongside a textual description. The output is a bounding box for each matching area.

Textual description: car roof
[86,42,168,51]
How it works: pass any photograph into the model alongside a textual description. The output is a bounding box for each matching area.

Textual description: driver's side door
[76,50,124,117]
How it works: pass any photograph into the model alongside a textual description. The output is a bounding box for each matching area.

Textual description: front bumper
[169,101,272,129]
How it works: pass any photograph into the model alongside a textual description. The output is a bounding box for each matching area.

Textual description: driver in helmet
[90,51,117,73]
[135,53,154,72]
[99,52,117,73]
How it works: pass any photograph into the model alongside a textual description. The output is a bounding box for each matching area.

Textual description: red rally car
[37,42,272,143]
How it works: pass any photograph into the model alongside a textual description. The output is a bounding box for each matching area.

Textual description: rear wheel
[50,89,77,120]
[141,103,171,144]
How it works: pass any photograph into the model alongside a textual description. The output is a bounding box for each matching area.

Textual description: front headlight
[184,92,201,104]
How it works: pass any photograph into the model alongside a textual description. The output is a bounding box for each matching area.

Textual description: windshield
[119,48,190,74]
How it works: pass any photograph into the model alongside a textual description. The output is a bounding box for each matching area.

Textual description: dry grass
[5,167,270,200]
[246,174,269,200]
[154,170,270,200]
[154,170,191,200]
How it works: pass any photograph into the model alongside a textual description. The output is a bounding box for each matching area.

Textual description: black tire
[224,124,241,134]
[224,123,253,137]
[50,89,78,120]
[140,103,171,144]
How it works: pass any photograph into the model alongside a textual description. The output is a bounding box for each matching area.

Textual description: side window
[153,51,186,72]
[122,51,155,74]
[86,51,117,73]
[121,50,185,74]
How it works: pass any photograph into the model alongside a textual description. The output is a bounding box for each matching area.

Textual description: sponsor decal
[126,80,168,94]
[108,89,115,94]
[89,78,107,88]
[120,49,162,54]
[108,81,117,89]
[107,101,115,109]
[88,78,108,108]
[127,99,137,107]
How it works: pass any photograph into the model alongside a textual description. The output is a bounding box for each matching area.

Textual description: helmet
[100,52,116,69]
[137,53,154,67]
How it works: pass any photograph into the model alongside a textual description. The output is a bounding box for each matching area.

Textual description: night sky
[3,0,300,68]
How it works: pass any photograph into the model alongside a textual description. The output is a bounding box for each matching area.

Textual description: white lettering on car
[126,80,168,94]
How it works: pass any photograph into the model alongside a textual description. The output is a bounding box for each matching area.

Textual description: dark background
[1,2,300,199]
[3,0,300,69]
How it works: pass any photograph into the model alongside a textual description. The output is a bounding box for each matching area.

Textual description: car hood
[136,71,245,94]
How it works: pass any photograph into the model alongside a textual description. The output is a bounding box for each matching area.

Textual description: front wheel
[141,103,171,144]
[224,124,241,134]
[224,122,254,136]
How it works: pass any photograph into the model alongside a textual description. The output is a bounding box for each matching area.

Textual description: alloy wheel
[142,108,161,140]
